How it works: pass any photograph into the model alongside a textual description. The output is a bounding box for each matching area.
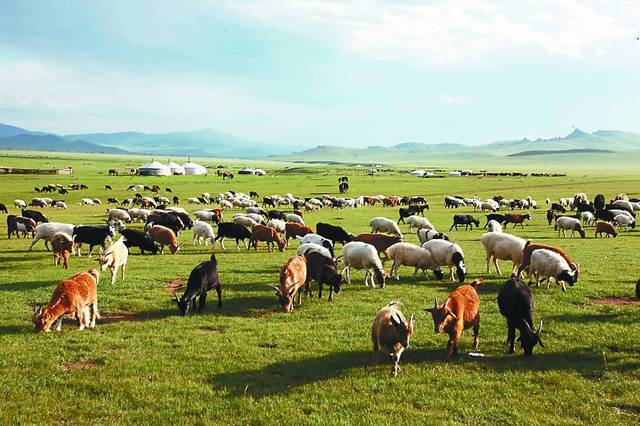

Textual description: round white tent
[254,168,267,176]
[409,170,426,176]
[167,161,185,175]
[139,161,171,176]
[238,168,255,175]
[183,162,207,175]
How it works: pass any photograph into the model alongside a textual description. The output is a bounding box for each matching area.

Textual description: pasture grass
[0,153,639,425]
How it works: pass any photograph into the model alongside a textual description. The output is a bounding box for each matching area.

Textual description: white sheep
[13,199,27,208]
[92,198,102,205]
[128,208,149,222]
[369,217,403,237]
[192,220,216,246]
[421,239,466,282]
[29,222,75,251]
[480,232,526,275]
[187,197,201,204]
[555,217,585,238]
[108,208,131,223]
[296,233,333,248]
[219,200,233,209]
[614,214,636,229]
[54,201,67,209]
[480,201,498,212]
[528,249,578,291]
[297,242,332,259]
[98,237,128,285]
[340,242,386,288]
[611,199,633,212]
[386,242,442,280]
[194,210,218,222]
[285,213,305,224]
[487,220,503,233]
[266,219,286,234]
[81,198,95,206]
[580,211,595,227]
[417,229,448,244]
[166,207,188,215]
[233,215,259,228]
[608,209,634,221]
[405,215,434,233]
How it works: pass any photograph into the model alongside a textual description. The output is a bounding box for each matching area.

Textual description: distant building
[167,161,185,175]
[183,162,207,175]
[138,161,171,176]
[238,168,255,175]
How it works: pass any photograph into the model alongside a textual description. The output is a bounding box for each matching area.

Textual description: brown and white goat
[148,225,182,254]
[425,278,483,360]
[32,268,100,332]
[272,254,307,313]
[371,302,415,376]
[517,241,579,282]
[51,231,73,269]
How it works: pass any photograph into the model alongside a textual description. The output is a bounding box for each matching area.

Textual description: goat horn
[537,319,544,334]
[173,293,180,303]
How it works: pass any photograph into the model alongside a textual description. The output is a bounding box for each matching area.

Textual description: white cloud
[225,0,640,68]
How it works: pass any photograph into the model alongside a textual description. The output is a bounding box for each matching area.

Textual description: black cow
[449,215,480,231]
[173,254,222,315]
[316,222,352,246]
[214,222,252,250]
[498,274,544,356]
[303,251,342,301]
[21,209,48,224]
[120,228,158,254]
[72,225,115,256]
[484,214,506,228]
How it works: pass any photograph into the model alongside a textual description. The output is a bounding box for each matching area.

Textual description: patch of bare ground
[196,326,225,334]
[59,359,104,371]
[589,297,639,306]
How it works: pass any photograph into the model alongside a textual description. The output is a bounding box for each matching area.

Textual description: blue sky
[0,0,639,147]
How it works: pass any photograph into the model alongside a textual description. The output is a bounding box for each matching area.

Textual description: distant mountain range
[0,123,295,158]
[268,128,640,164]
[1,122,639,163]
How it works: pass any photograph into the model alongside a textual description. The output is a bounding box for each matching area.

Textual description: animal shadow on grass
[0,279,56,292]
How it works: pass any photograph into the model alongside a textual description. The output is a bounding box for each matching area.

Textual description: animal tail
[469,278,485,288]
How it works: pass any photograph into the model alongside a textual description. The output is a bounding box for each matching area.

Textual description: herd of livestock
[2,183,639,375]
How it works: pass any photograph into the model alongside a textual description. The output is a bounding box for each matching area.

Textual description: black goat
[268,210,286,220]
[550,203,566,213]
[303,251,342,301]
[172,254,222,315]
[120,228,158,254]
[484,213,505,228]
[0,203,7,213]
[214,222,252,250]
[498,274,544,356]
[72,225,115,256]
[21,209,48,223]
[316,222,352,246]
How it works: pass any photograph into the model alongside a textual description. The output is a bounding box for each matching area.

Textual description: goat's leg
[472,315,480,350]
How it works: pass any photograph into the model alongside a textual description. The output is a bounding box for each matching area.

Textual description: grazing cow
[32,269,100,332]
[171,254,222,314]
[316,222,353,246]
[303,250,342,301]
[72,225,116,256]
[98,237,129,285]
[284,222,313,246]
[51,232,73,269]
[120,228,158,254]
[272,254,307,313]
[424,279,483,360]
[498,274,544,355]
[251,224,285,252]
[148,225,182,254]
[371,302,416,376]
[214,222,252,250]
[503,213,531,229]
[449,215,480,231]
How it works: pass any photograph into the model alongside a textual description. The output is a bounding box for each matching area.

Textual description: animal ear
[409,314,416,325]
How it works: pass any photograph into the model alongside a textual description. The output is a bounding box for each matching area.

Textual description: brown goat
[32,268,100,332]
[51,232,73,269]
[353,233,403,258]
[425,278,483,360]
[285,223,313,246]
[251,224,285,252]
[595,221,618,238]
[272,254,307,313]
[148,225,182,254]
[371,302,415,376]
[503,213,531,229]
[517,241,579,281]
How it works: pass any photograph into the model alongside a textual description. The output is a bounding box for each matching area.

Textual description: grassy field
[1,151,639,425]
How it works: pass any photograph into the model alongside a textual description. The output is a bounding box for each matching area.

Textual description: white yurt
[238,168,255,175]
[139,161,171,176]
[409,170,426,176]
[254,168,267,176]
[448,171,462,177]
[183,161,207,175]
[167,161,185,175]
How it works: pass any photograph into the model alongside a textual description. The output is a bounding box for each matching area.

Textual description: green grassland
[1,150,640,425]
